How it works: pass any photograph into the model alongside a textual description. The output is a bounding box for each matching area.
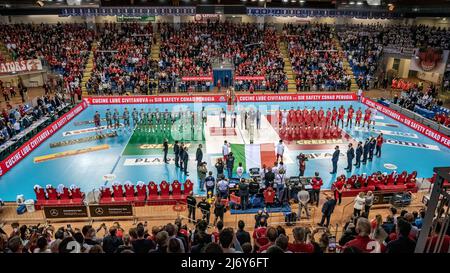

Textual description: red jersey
[343,235,382,253]
[288,242,314,253]
[364,109,372,121]
[312,177,323,190]
[332,109,338,121]
[347,108,354,119]
[356,110,363,121]
[425,235,450,253]
[338,107,345,119]
[376,136,383,147]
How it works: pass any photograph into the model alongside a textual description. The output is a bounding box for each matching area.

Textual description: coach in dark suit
[319,195,337,227]
[174,141,180,168]
[181,147,189,176]
[354,141,363,168]
[345,143,355,172]
[330,146,340,174]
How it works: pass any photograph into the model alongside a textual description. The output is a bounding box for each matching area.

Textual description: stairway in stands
[150,33,160,94]
[81,43,96,97]
[333,36,359,92]
[0,42,13,62]
[278,39,297,93]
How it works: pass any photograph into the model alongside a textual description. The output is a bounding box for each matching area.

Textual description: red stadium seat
[160,180,170,197]
[172,180,182,197]
[100,187,113,203]
[46,186,58,200]
[112,184,124,197]
[34,186,46,201]
[60,187,71,200]
[148,181,159,200]
[183,179,193,195]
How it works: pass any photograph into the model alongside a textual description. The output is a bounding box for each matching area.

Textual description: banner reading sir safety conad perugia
[0,101,88,176]
[361,97,450,149]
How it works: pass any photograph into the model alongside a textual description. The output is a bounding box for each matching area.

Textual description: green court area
[122,123,206,156]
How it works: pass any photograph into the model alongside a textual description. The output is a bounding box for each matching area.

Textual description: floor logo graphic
[385,139,440,151]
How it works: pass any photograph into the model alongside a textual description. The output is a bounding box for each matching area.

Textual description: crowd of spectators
[336,24,450,90]
[0,23,95,95]
[159,21,287,93]
[87,22,158,95]
[1,204,448,253]
[283,23,351,92]
[0,92,66,145]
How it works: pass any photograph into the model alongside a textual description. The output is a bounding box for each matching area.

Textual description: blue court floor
[0,100,448,201]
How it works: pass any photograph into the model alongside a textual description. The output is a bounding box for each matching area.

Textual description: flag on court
[230,143,276,172]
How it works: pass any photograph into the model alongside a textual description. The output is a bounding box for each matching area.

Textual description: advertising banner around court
[0,101,88,177]
[84,95,227,104]
[234,76,266,81]
[89,204,133,217]
[361,97,450,149]
[181,76,213,81]
[236,93,357,102]
[0,59,43,74]
[44,206,89,219]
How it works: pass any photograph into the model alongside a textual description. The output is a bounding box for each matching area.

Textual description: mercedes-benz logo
[95,207,104,215]
[49,209,59,217]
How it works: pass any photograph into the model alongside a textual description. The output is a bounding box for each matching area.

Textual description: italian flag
[230,143,276,172]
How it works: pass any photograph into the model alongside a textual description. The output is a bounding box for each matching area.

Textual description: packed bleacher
[87,22,157,95]
[283,23,351,92]
[159,21,287,93]
[0,23,95,94]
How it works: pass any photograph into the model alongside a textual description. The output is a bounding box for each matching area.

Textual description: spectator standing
[364,191,374,215]
[236,220,251,246]
[187,191,197,223]
[353,192,366,217]
[297,185,311,219]
[196,144,203,166]
[213,197,226,225]
[311,172,323,207]
[226,152,235,179]
[385,218,416,253]
[319,195,337,227]
[238,178,249,211]
[102,227,123,254]
[197,198,211,225]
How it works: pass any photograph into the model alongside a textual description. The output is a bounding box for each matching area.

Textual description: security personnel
[174,140,180,168]
[186,191,197,223]
[196,144,203,167]
[205,171,216,198]
[345,143,355,172]
[354,141,363,168]
[197,197,211,225]
[238,178,249,211]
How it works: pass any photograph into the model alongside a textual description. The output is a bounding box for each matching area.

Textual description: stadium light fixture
[349,1,355,4]
[36,0,44,7]
[356,1,363,5]
[299,0,305,3]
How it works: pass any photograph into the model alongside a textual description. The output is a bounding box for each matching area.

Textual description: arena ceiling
[0,0,449,16]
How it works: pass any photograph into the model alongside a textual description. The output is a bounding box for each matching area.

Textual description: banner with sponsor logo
[247,7,402,19]
[60,7,196,17]
[384,139,440,151]
[89,204,133,217]
[361,97,450,149]
[237,93,357,102]
[234,76,266,81]
[0,101,88,176]
[124,157,176,166]
[84,95,227,105]
[0,59,43,75]
[181,76,213,82]
[44,206,88,219]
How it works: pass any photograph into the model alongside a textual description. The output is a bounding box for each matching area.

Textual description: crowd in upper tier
[0,21,449,96]
[282,23,352,92]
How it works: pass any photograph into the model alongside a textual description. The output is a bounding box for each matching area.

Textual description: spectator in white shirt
[222,140,230,160]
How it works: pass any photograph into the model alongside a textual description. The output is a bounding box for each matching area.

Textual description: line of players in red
[275,105,374,141]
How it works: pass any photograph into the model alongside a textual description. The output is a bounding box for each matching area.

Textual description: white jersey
[281,111,288,120]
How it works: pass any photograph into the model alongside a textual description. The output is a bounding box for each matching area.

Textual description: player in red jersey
[355,107,363,127]
[296,108,303,125]
[363,108,372,129]
[318,107,325,125]
[304,109,312,126]
[325,108,332,128]
[310,107,318,127]
[346,106,354,128]
[288,107,295,124]
[331,107,338,126]
[338,105,345,128]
